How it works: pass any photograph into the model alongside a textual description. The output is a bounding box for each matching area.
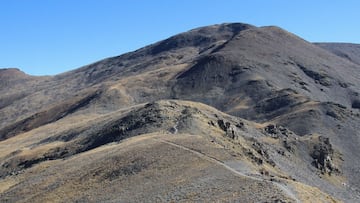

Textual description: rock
[217,119,227,132]
[264,124,290,139]
[277,148,285,156]
[283,140,295,153]
[243,148,263,165]
[264,124,277,134]
[217,119,237,139]
[208,120,215,126]
[227,127,236,139]
[235,122,244,129]
[311,136,339,175]
[251,140,276,167]
[326,110,338,119]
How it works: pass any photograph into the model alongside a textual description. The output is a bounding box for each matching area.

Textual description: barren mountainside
[315,43,360,65]
[1,23,360,202]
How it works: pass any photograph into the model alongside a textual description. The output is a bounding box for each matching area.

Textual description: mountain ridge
[1,22,360,202]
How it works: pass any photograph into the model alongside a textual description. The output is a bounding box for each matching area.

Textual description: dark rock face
[217,119,241,139]
[217,119,230,132]
[264,124,293,139]
[311,136,339,175]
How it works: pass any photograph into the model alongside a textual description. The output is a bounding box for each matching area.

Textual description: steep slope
[173,26,360,117]
[1,23,360,202]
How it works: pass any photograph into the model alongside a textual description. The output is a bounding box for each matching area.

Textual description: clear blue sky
[1,0,359,76]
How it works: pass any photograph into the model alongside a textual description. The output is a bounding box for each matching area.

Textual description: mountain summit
[1,23,360,202]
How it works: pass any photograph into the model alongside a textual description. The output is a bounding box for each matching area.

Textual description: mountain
[1,23,360,202]
[315,42,360,65]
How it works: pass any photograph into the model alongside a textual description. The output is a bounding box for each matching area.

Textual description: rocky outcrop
[311,136,340,175]
[263,124,293,139]
[217,119,244,139]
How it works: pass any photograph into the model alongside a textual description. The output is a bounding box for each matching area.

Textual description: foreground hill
[1,23,360,202]
[0,100,338,202]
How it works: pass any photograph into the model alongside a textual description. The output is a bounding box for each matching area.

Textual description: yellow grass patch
[290,181,342,203]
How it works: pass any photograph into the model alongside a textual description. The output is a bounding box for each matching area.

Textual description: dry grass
[290,181,342,203]
[0,178,18,194]
[0,133,295,202]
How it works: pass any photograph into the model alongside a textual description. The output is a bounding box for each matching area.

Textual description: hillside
[315,43,360,65]
[1,23,360,202]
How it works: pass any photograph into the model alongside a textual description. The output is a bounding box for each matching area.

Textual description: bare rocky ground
[1,23,360,202]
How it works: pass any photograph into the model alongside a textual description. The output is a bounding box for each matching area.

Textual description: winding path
[156,138,300,203]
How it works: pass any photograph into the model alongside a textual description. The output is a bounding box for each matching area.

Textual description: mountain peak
[149,23,255,55]
[189,22,255,33]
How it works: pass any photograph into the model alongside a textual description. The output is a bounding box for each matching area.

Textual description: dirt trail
[156,138,300,203]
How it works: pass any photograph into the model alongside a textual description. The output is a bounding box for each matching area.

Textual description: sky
[1,0,360,76]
